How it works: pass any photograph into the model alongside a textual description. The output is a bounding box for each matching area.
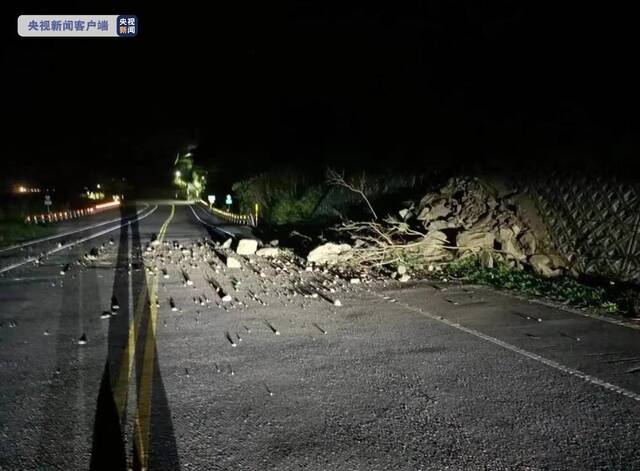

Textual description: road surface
[1,201,639,470]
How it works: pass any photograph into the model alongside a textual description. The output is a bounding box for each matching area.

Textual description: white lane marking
[188,205,236,238]
[378,294,640,402]
[0,206,149,254]
[0,206,158,275]
[77,269,87,435]
[487,285,640,332]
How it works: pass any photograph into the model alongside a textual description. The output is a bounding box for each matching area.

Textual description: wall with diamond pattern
[529,174,640,283]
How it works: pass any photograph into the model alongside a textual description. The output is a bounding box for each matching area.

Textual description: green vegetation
[269,187,325,225]
[232,172,325,225]
[0,196,55,247]
[0,220,54,248]
[173,152,206,200]
[439,256,636,316]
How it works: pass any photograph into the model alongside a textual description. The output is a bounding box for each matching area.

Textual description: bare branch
[326,168,378,220]
[329,218,457,271]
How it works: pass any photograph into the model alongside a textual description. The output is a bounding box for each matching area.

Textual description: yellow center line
[134,280,159,470]
[112,205,175,419]
[134,204,174,470]
[113,288,147,417]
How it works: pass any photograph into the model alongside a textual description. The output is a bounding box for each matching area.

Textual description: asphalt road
[1,202,639,470]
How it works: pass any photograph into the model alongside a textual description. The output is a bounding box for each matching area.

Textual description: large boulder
[497,227,526,261]
[236,239,258,255]
[429,201,452,220]
[425,219,451,231]
[307,243,352,265]
[479,250,494,268]
[417,200,451,222]
[420,230,452,261]
[425,230,448,245]
[456,231,495,250]
[529,254,561,278]
[547,253,567,270]
[518,231,537,256]
[416,206,431,221]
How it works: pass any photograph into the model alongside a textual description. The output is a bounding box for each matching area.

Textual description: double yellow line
[112,204,175,470]
[134,204,174,469]
[157,205,175,242]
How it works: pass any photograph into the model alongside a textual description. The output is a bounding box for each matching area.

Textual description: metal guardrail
[200,200,255,226]
[25,201,121,224]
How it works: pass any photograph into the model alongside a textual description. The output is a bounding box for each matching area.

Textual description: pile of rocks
[409,177,565,275]
[305,177,566,278]
[221,237,283,268]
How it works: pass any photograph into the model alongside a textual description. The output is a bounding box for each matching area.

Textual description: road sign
[44,195,52,206]
[207,194,216,205]
[225,194,232,205]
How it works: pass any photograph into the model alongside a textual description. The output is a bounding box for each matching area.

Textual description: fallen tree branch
[326,168,378,220]
[330,219,458,269]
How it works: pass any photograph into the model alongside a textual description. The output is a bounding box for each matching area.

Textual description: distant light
[175,170,181,177]
[95,201,120,210]
[96,184,101,189]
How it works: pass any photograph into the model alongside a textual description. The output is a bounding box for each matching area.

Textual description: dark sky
[3,2,640,189]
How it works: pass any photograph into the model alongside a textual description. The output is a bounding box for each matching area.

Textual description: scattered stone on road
[236,238,258,255]
[226,256,241,268]
[3,204,639,470]
[256,247,279,258]
[307,242,352,265]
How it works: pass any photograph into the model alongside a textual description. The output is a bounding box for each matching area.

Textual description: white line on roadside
[0,205,149,254]
[379,294,640,402]
[0,205,158,275]
[188,205,236,238]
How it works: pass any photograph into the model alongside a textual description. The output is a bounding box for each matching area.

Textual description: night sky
[3,2,640,190]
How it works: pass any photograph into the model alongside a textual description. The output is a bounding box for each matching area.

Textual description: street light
[175,170,181,178]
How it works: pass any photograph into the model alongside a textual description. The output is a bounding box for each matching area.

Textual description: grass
[438,256,637,316]
[0,220,54,248]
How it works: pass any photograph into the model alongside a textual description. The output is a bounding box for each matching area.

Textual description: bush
[0,220,53,247]
[270,186,324,225]
[231,170,325,225]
